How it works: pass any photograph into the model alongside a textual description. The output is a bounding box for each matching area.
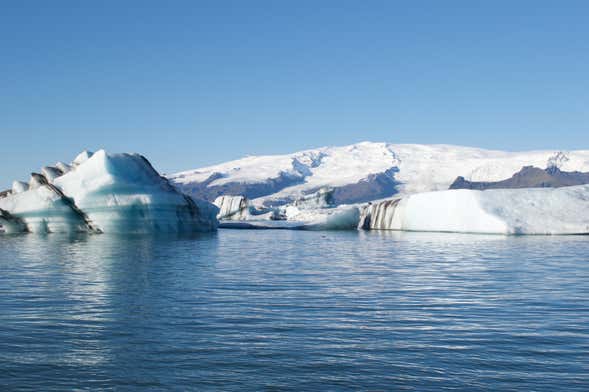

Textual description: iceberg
[275,187,358,229]
[216,189,359,230]
[359,185,589,235]
[213,195,278,221]
[220,205,360,230]
[287,205,360,230]
[290,187,335,209]
[0,150,218,234]
[214,195,250,220]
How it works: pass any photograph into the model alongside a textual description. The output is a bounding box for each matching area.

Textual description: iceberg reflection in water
[1,230,588,391]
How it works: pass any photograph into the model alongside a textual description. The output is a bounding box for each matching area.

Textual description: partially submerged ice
[282,188,358,229]
[214,187,359,230]
[359,185,589,235]
[285,205,360,230]
[0,150,218,234]
[218,205,360,230]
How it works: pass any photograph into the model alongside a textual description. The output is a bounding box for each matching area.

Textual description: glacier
[0,150,218,234]
[359,185,589,235]
[169,142,589,207]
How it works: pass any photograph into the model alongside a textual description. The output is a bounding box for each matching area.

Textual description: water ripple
[0,230,588,391]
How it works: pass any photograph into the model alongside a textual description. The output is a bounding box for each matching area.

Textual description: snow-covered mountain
[169,142,589,206]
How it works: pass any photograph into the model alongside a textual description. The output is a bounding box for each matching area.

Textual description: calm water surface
[1,230,588,391]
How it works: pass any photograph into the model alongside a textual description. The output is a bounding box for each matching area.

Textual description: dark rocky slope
[450,166,589,190]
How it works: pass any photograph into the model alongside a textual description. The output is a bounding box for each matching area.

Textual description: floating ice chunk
[214,195,281,220]
[1,150,218,234]
[214,195,249,220]
[292,187,334,209]
[12,181,29,194]
[53,150,218,233]
[360,185,589,235]
[285,205,360,230]
[304,206,360,230]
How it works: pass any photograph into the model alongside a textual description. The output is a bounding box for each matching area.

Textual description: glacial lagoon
[1,230,588,391]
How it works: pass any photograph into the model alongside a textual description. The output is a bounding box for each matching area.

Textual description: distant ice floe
[0,150,218,234]
[359,186,589,235]
[218,206,360,231]
[217,187,360,230]
[213,195,279,221]
[216,184,589,234]
[284,205,360,230]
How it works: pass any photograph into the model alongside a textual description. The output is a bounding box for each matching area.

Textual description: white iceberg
[290,187,334,209]
[0,150,218,234]
[217,189,358,230]
[219,205,360,231]
[215,195,249,220]
[359,185,589,235]
[283,204,360,230]
[213,195,278,221]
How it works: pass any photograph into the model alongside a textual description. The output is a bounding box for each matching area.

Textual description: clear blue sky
[1,1,588,187]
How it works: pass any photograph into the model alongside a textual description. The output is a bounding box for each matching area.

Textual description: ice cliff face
[169,142,589,207]
[358,199,402,230]
[214,195,250,220]
[359,185,589,235]
[0,150,218,234]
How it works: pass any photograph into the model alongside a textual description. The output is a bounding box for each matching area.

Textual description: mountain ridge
[168,142,589,206]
